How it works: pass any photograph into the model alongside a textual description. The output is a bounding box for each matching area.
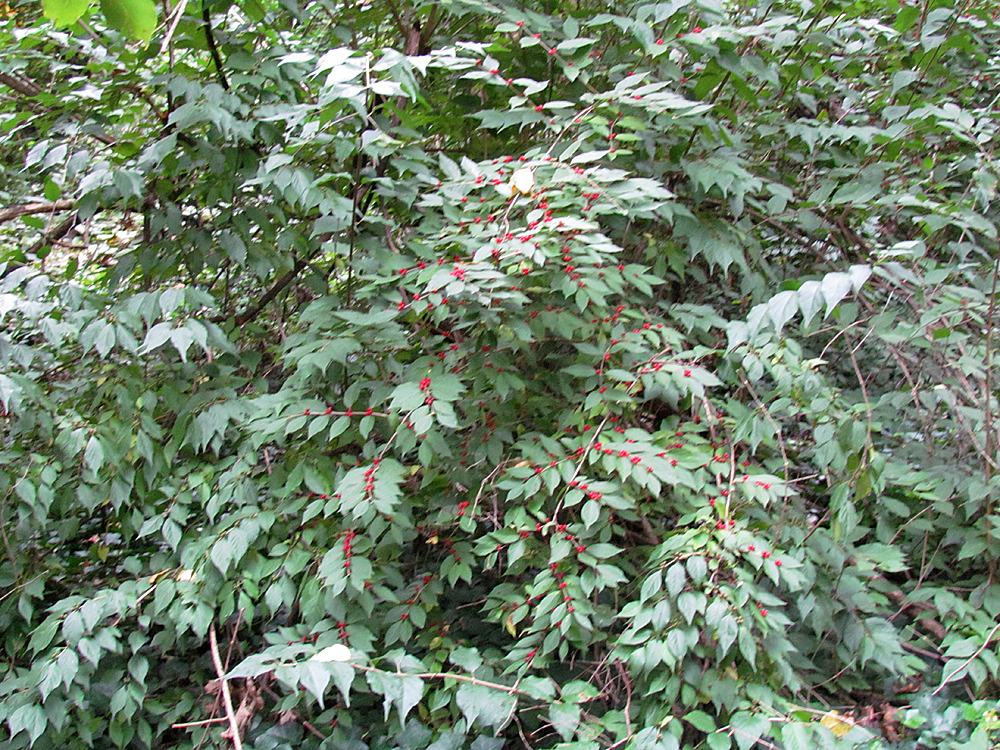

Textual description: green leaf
[666,563,686,598]
[820,272,853,316]
[855,543,908,573]
[585,543,621,559]
[58,648,80,689]
[8,704,47,744]
[391,383,425,412]
[100,0,157,41]
[766,290,798,333]
[42,0,91,26]
[548,703,580,741]
[299,662,332,707]
[84,436,105,472]
[456,682,516,730]
[729,712,770,750]
[684,710,716,733]
[326,662,354,707]
[716,615,737,654]
[211,537,235,574]
[776,723,812,750]
[796,281,823,328]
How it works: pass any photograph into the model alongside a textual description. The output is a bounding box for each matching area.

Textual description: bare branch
[0,72,41,98]
[0,201,75,225]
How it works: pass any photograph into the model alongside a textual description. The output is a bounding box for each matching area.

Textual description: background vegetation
[2,0,1000,747]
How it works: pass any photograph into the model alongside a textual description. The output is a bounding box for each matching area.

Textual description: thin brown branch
[302,721,327,741]
[350,663,534,698]
[209,623,244,750]
[933,620,1000,695]
[26,215,77,257]
[222,256,310,326]
[172,718,229,728]
[984,251,999,483]
[381,0,408,39]
[203,6,230,91]
[0,201,75,225]
[0,72,41,98]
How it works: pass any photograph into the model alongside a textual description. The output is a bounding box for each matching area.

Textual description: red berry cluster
[566,478,602,501]
[441,537,461,563]
[363,459,380,495]
[306,490,340,503]
[342,529,356,570]
[744,545,781,566]
[551,562,576,612]
[405,574,435,606]
[591,442,661,475]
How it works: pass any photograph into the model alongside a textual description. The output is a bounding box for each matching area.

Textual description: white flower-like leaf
[312,644,352,662]
[510,167,535,196]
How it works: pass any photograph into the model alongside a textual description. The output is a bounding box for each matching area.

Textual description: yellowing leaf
[505,612,517,637]
[820,711,853,738]
[510,167,535,196]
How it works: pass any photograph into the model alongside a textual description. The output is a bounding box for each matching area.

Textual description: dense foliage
[3,0,1000,747]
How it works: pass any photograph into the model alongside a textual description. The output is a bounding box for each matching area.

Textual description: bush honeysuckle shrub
[3,0,1000,748]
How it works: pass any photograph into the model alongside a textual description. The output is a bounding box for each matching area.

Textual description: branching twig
[209,623,244,750]
[159,0,192,55]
